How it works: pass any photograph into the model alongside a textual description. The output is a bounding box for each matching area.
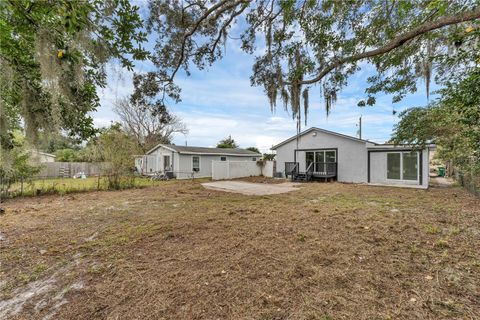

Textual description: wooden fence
[36,162,108,178]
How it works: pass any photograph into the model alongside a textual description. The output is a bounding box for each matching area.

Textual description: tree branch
[167,0,250,82]
[297,7,480,85]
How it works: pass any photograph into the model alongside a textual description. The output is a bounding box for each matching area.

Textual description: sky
[93,9,433,154]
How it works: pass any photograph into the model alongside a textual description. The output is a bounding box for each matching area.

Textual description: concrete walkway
[202,181,301,196]
[430,176,456,188]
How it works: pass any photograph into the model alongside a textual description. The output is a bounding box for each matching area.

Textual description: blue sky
[94,12,433,153]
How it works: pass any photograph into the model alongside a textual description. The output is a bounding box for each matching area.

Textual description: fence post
[20,177,24,196]
[97,174,101,191]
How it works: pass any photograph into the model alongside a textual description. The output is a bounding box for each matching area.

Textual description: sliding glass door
[387,152,418,181]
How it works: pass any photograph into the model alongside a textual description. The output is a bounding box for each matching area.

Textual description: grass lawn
[0,180,479,319]
[5,176,177,197]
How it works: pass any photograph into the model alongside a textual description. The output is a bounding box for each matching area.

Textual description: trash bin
[438,167,445,177]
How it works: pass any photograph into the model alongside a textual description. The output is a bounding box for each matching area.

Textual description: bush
[55,148,80,162]
[1,138,41,199]
[91,124,141,190]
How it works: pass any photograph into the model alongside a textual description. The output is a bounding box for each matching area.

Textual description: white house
[272,127,434,188]
[31,150,56,163]
[136,144,262,179]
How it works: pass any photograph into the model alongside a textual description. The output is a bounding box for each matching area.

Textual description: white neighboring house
[31,150,56,163]
[136,144,262,179]
[272,127,434,188]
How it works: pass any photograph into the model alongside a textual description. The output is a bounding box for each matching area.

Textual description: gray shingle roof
[149,144,261,156]
[271,127,377,150]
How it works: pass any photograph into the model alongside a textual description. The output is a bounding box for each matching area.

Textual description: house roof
[147,144,262,157]
[37,151,56,158]
[31,150,56,158]
[271,127,377,150]
[367,144,436,151]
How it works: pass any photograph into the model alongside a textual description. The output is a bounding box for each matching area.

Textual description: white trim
[180,152,261,156]
[386,151,419,183]
[146,144,178,155]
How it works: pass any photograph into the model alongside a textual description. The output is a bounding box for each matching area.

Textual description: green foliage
[262,153,276,161]
[135,1,480,124]
[246,147,260,153]
[55,148,80,162]
[393,68,480,186]
[0,132,41,197]
[0,0,148,147]
[89,124,142,189]
[35,133,80,154]
[216,135,238,149]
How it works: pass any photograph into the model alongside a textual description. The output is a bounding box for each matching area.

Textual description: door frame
[367,149,423,185]
[294,148,338,171]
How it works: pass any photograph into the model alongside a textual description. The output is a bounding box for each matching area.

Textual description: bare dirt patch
[1,181,479,319]
[202,180,300,195]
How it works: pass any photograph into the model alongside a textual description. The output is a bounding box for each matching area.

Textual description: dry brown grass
[1,180,479,319]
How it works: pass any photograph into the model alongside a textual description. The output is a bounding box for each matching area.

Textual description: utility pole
[356,116,362,139]
[359,115,362,139]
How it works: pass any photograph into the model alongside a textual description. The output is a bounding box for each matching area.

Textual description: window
[220,156,227,161]
[192,156,200,172]
[387,152,418,181]
[252,157,256,161]
[163,155,171,171]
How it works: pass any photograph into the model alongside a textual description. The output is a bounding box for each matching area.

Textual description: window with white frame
[252,157,256,161]
[220,156,227,161]
[387,152,418,181]
[192,156,200,172]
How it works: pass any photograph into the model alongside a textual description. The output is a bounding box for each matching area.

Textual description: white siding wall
[148,147,175,173]
[144,155,158,174]
[212,161,262,180]
[274,129,369,183]
[263,161,275,177]
[369,149,429,188]
[176,154,257,179]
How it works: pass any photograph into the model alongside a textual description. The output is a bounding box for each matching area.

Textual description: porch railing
[285,162,299,177]
[307,162,337,177]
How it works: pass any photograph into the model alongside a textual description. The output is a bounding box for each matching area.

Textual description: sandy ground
[202,180,301,195]
[0,179,479,319]
[430,176,456,188]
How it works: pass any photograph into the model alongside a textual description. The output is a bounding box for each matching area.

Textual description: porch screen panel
[403,152,418,180]
[315,151,325,172]
[387,153,401,180]
[325,151,336,173]
[163,155,170,170]
[306,152,314,171]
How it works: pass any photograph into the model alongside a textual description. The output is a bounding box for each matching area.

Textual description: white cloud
[93,117,115,129]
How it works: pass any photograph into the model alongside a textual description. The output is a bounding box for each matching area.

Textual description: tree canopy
[134,0,480,126]
[392,67,480,174]
[246,147,260,153]
[114,98,188,152]
[0,0,148,149]
[217,135,238,148]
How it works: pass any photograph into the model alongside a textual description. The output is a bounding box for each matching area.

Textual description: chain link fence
[0,174,168,201]
[455,169,479,197]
